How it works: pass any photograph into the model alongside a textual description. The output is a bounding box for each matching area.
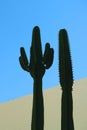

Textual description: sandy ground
[0,78,87,130]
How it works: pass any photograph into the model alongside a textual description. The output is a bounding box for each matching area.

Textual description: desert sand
[0,78,87,130]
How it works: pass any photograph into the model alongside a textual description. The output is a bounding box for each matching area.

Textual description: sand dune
[0,78,87,130]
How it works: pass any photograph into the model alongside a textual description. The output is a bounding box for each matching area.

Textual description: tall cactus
[19,26,54,130]
[59,29,74,130]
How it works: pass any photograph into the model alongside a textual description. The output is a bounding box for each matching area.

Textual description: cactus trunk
[61,90,74,130]
[31,78,44,130]
[59,29,74,130]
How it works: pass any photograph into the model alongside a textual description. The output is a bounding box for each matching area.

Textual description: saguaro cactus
[59,29,74,130]
[19,26,54,130]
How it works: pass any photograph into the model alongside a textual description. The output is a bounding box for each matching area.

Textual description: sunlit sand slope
[0,78,87,130]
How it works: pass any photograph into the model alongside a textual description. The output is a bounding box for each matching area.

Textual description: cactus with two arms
[19,26,54,130]
[59,29,74,130]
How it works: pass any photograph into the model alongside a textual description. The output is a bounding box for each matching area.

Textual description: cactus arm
[43,43,54,69]
[19,56,29,72]
[43,43,50,63]
[45,48,54,69]
[19,47,29,72]
[20,47,29,66]
[59,29,74,130]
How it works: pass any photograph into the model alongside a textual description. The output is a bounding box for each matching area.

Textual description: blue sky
[0,0,87,103]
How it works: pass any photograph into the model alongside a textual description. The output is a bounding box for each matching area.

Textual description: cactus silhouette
[19,26,54,130]
[59,29,74,130]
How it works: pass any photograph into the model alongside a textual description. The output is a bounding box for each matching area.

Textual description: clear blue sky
[0,0,87,103]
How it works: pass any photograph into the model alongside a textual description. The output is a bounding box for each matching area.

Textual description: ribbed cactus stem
[31,27,42,64]
[59,29,74,130]
[59,29,73,91]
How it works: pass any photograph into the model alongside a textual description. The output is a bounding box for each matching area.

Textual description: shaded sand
[0,78,87,130]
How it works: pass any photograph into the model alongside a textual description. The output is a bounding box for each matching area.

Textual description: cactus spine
[59,29,74,130]
[19,26,54,130]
